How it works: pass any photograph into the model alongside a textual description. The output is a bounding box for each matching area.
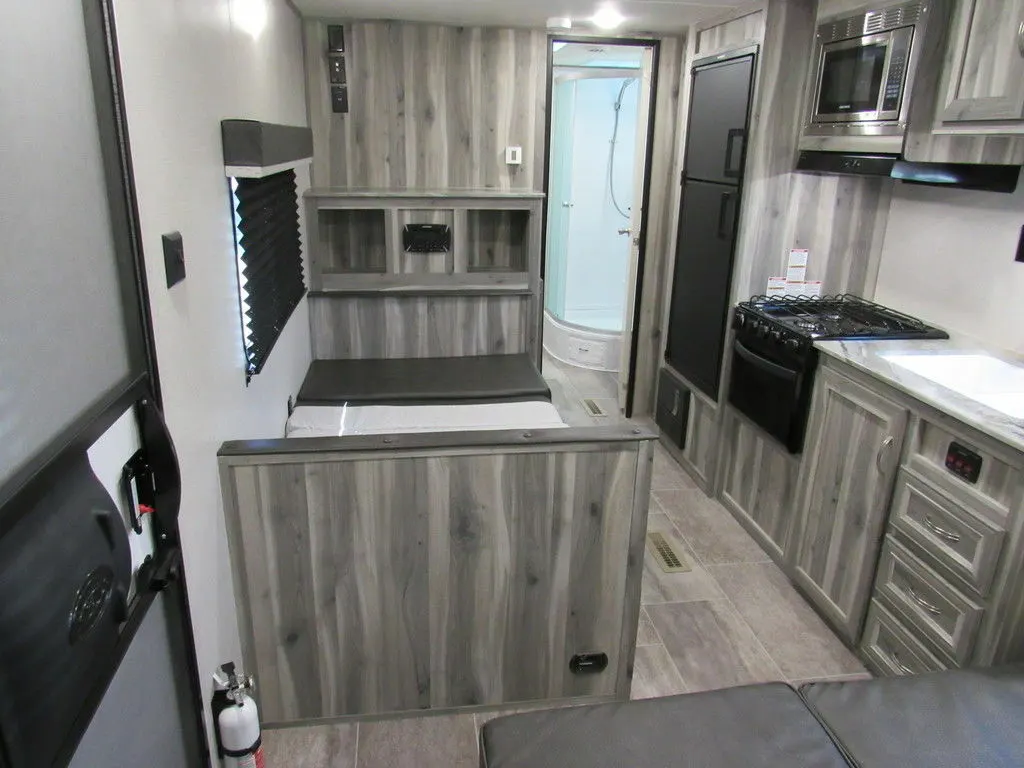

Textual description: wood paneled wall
[731,0,893,303]
[630,36,688,418]
[309,294,535,359]
[304,21,548,190]
[696,9,766,54]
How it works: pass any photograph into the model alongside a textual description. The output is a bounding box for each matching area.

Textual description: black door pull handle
[717,192,734,239]
[724,128,745,178]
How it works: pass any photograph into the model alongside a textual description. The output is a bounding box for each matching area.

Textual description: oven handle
[734,340,800,381]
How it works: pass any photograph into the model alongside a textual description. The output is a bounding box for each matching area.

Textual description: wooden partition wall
[219,426,655,723]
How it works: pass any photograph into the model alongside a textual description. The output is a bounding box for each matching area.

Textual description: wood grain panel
[466,210,529,272]
[220,440,651,721]
[697,10,766,54]
[719,408,800,561]
[944,0,1024,122]
[309,293,534,359]
[630,35,688,418]
[791,367,909,642]
[731,0,893,302]
[904,0,1024,163]
[317,209,387,273]
[305,21,547,190]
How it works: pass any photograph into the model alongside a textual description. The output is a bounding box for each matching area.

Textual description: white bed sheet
[286,400,567,438]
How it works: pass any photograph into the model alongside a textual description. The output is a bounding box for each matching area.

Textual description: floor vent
[647,532,691,573]
[582,398,608,417]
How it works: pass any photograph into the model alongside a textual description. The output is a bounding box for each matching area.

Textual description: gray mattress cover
[296,354,551,406]
[480,684,850,768]
[801,666,1024,768]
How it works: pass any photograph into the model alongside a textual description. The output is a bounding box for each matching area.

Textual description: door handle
[617,228,632,235]
[734,340,800,381]
[716,192,735,239]
[876,436,896,475]
[1018,21,1024,58]
[907,586,943,617]
[724,128,745,178]
[562,201,574,208]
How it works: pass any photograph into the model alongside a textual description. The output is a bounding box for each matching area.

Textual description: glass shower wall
[545,70,641,334]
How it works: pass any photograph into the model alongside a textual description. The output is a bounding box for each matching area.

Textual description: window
[230,169,305,380]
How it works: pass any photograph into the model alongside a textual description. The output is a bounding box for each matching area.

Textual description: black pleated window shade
[230,169,305,379]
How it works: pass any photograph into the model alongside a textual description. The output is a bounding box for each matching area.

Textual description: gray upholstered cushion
[296,354,551,406]
[480,683,851,768]
[801,666,1024,768]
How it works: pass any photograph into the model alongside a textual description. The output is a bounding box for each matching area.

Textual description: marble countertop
[815,336,1024,454]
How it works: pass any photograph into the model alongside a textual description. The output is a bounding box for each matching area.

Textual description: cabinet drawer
[890,470,1005,596]
[861,600,946,676]
[907,419,1017,517]
[875,537,984,665]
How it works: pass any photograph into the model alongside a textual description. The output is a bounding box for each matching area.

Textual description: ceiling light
[591,6,625,30]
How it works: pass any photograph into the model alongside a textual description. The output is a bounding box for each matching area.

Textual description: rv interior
[3,0,1024,766]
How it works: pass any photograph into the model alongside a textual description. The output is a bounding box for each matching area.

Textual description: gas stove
[735,294,949,343]
[729,295,947,454]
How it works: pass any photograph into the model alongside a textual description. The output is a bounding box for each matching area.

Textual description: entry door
[617,46,656,413]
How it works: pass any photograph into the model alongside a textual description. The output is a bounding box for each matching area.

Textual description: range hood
[796,150,1022,194]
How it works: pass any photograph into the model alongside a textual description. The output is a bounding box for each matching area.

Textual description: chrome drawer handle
[923,516,961,543]
[876,436,896,475]
[907,586,943,617]
[889,648,915,675]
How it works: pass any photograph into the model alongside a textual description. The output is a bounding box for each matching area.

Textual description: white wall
[874,182,1024,355]
[111,0,311,744]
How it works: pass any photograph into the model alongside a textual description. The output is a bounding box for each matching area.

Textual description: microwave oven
[802,0,931,153]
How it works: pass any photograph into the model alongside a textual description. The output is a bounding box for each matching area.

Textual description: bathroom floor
[261,444,869,768]
[542,351,623,425]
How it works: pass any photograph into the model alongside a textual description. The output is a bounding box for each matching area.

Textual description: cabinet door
[942,0,1024,123]
[791,368,909,642]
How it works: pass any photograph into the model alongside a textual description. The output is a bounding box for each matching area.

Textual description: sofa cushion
[801,666,1024,768]
[480,683,851,768]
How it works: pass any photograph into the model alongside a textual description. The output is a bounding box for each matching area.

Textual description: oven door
[812,28,913,125]
[728,339,813,454]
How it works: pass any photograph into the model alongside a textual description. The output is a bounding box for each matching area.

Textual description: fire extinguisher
[212,662,266,768]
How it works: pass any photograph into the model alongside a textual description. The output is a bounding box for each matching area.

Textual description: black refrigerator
[665,50,756,401]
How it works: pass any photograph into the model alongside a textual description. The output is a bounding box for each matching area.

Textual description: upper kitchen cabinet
[940,0,1024,125]
[789,366,909,643]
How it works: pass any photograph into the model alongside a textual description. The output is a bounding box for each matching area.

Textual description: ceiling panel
[290,0,756,33]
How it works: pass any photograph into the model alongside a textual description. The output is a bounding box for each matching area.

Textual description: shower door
[545,78,576,322]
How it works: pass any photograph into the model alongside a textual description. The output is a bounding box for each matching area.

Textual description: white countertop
[815,336,1024,454]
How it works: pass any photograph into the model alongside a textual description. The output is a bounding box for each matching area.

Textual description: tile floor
[262,433,870,767]
[541,352,623,426]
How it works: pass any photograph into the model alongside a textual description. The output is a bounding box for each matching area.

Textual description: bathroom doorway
[542,39,657,419]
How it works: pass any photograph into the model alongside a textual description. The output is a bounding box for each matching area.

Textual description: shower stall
[544,50,643,373]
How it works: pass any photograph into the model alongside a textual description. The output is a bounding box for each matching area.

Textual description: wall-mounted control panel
[946,441,982,484]
[403,224,451,253]
[327,25,349,114]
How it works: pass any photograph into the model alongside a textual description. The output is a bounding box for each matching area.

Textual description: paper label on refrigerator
[766,277,787,297]
[787,249,809,268]
[803,281,823,298]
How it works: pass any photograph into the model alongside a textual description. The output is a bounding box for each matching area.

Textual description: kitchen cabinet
[718,407,801,562]
[940,0,1024,125]
[789,367,909,643]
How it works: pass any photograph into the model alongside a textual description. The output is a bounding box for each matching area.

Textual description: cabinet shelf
[305,190,543,295]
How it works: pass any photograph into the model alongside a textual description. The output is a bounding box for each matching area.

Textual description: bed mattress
[286,400,567,438]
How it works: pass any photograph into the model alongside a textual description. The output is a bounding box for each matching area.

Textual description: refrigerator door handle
[724,128,745,179]
[716,191,734,239]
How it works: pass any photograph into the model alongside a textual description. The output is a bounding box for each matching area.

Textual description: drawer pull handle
[876,436,896,475]
[923,516,961,543]
[907,586,943,617]
[889,648,915,676]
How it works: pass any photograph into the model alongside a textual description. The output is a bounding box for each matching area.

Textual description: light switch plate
[505,146,523,165]
[162,231,185,288]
